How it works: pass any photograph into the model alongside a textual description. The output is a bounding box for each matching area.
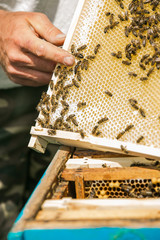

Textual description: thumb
[27,13,66,46]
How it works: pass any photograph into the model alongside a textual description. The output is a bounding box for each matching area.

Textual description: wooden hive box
[28,0,160,159]
[9,146,160,240]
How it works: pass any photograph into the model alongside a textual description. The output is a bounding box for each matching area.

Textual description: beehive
[29,0,160,158]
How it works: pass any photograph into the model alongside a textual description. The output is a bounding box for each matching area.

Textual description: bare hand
[0,10,75,86]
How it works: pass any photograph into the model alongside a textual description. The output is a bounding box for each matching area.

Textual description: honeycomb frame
[29,0,160,159]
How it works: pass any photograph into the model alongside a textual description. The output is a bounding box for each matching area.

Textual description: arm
[0,10,75,87]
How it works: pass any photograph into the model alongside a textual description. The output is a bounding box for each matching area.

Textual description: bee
[128,99,138,109]
[125,11,129,21]
[81,59,89,70]
[86,55,96,60]
[56,89,63,100]
[136,136,144,143]
[120,2,124,9]
[71,118,78,126]
[98,117,108,124]
[77,102,86,108]
[124,26,129,37]
[72,78,80,88]
[61,100,69,107]
[68,67,73,74]
[54,64,61,76]
[105,12,111,16]
[51,102,58,112]
[77,44,87,51]
[122,60,131,65]
[128,72,137,77]
[156,63,160,70]
[79,129,85,138]
[41,108,49,117]
[92,125,99,135]
[129,192,138,198]
[111,52,117,57]
[71,43,75,54]
[109,13,114,25]
[116,131,125,140]
[141,54,150,62]
[139,63,146,70]
[104,25,110,34]
[74,60,81,74]
[116,51,122,59]
[63,122,71,130]
[125,124,134,132]
[60,107,69,117]
[140,77,148,81]
[62,90,69,100]
[120,145,128,154]
[48,129,56,135]
[158,115,160,120]
[110,21,119,29]
[140,190,153,197]
[88,189,96,199]
[139,108,146,117]
[105,90,113,97]
[118,14,125,21]
[54,117,63,128]
[77,71,81,81]
[66,114,75,122]
[63,84,74,90]
[36,117,45,127]
[49,80,53,91]
[121,184,132,193]
[74,53,84,59]
[94,44,101,54]
[147,67,154,77]
[95,131,101,136]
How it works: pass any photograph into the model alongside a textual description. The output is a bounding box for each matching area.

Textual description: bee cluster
[105,0,160,84]
[36,43,101,137]
[35,0,160,153]
[85,178,160,199]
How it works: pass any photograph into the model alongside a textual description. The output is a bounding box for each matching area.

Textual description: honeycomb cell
[37,0,160,151]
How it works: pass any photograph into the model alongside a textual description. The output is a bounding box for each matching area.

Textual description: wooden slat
[52,182,69,199]
[36,208,160,221]
[12,146,72,233]
[61,167,160,181]
[30,127,160,160]
[75,173,85,199]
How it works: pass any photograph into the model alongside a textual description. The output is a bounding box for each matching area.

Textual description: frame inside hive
[29,0,160,159]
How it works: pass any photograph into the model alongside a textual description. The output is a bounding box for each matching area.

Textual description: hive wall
[36,0,160,153]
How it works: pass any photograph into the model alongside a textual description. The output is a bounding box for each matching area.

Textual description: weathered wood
[75,173,85,199]
[61,167,160,181]
[73,149,132,159]
[36,208,160,221]
[30,127,160,160]
[12,146,72,233]
[52,182,69,199]
[28,135,48,153]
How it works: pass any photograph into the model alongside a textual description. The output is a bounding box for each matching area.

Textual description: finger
[22,30,75,66]
[28,13,66,46]
[11,77,46,87]
[12,51,56,73]
[8,65,52,85]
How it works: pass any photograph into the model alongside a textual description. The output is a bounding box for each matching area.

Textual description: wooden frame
[29,127,160,159]
[10,147,160,239]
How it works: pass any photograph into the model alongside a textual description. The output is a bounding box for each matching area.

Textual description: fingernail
[56,33,66,40]
[63,56,75,65]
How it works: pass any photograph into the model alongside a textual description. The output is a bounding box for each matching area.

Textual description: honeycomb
[85,179,160,199]
[37,0,160,151]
